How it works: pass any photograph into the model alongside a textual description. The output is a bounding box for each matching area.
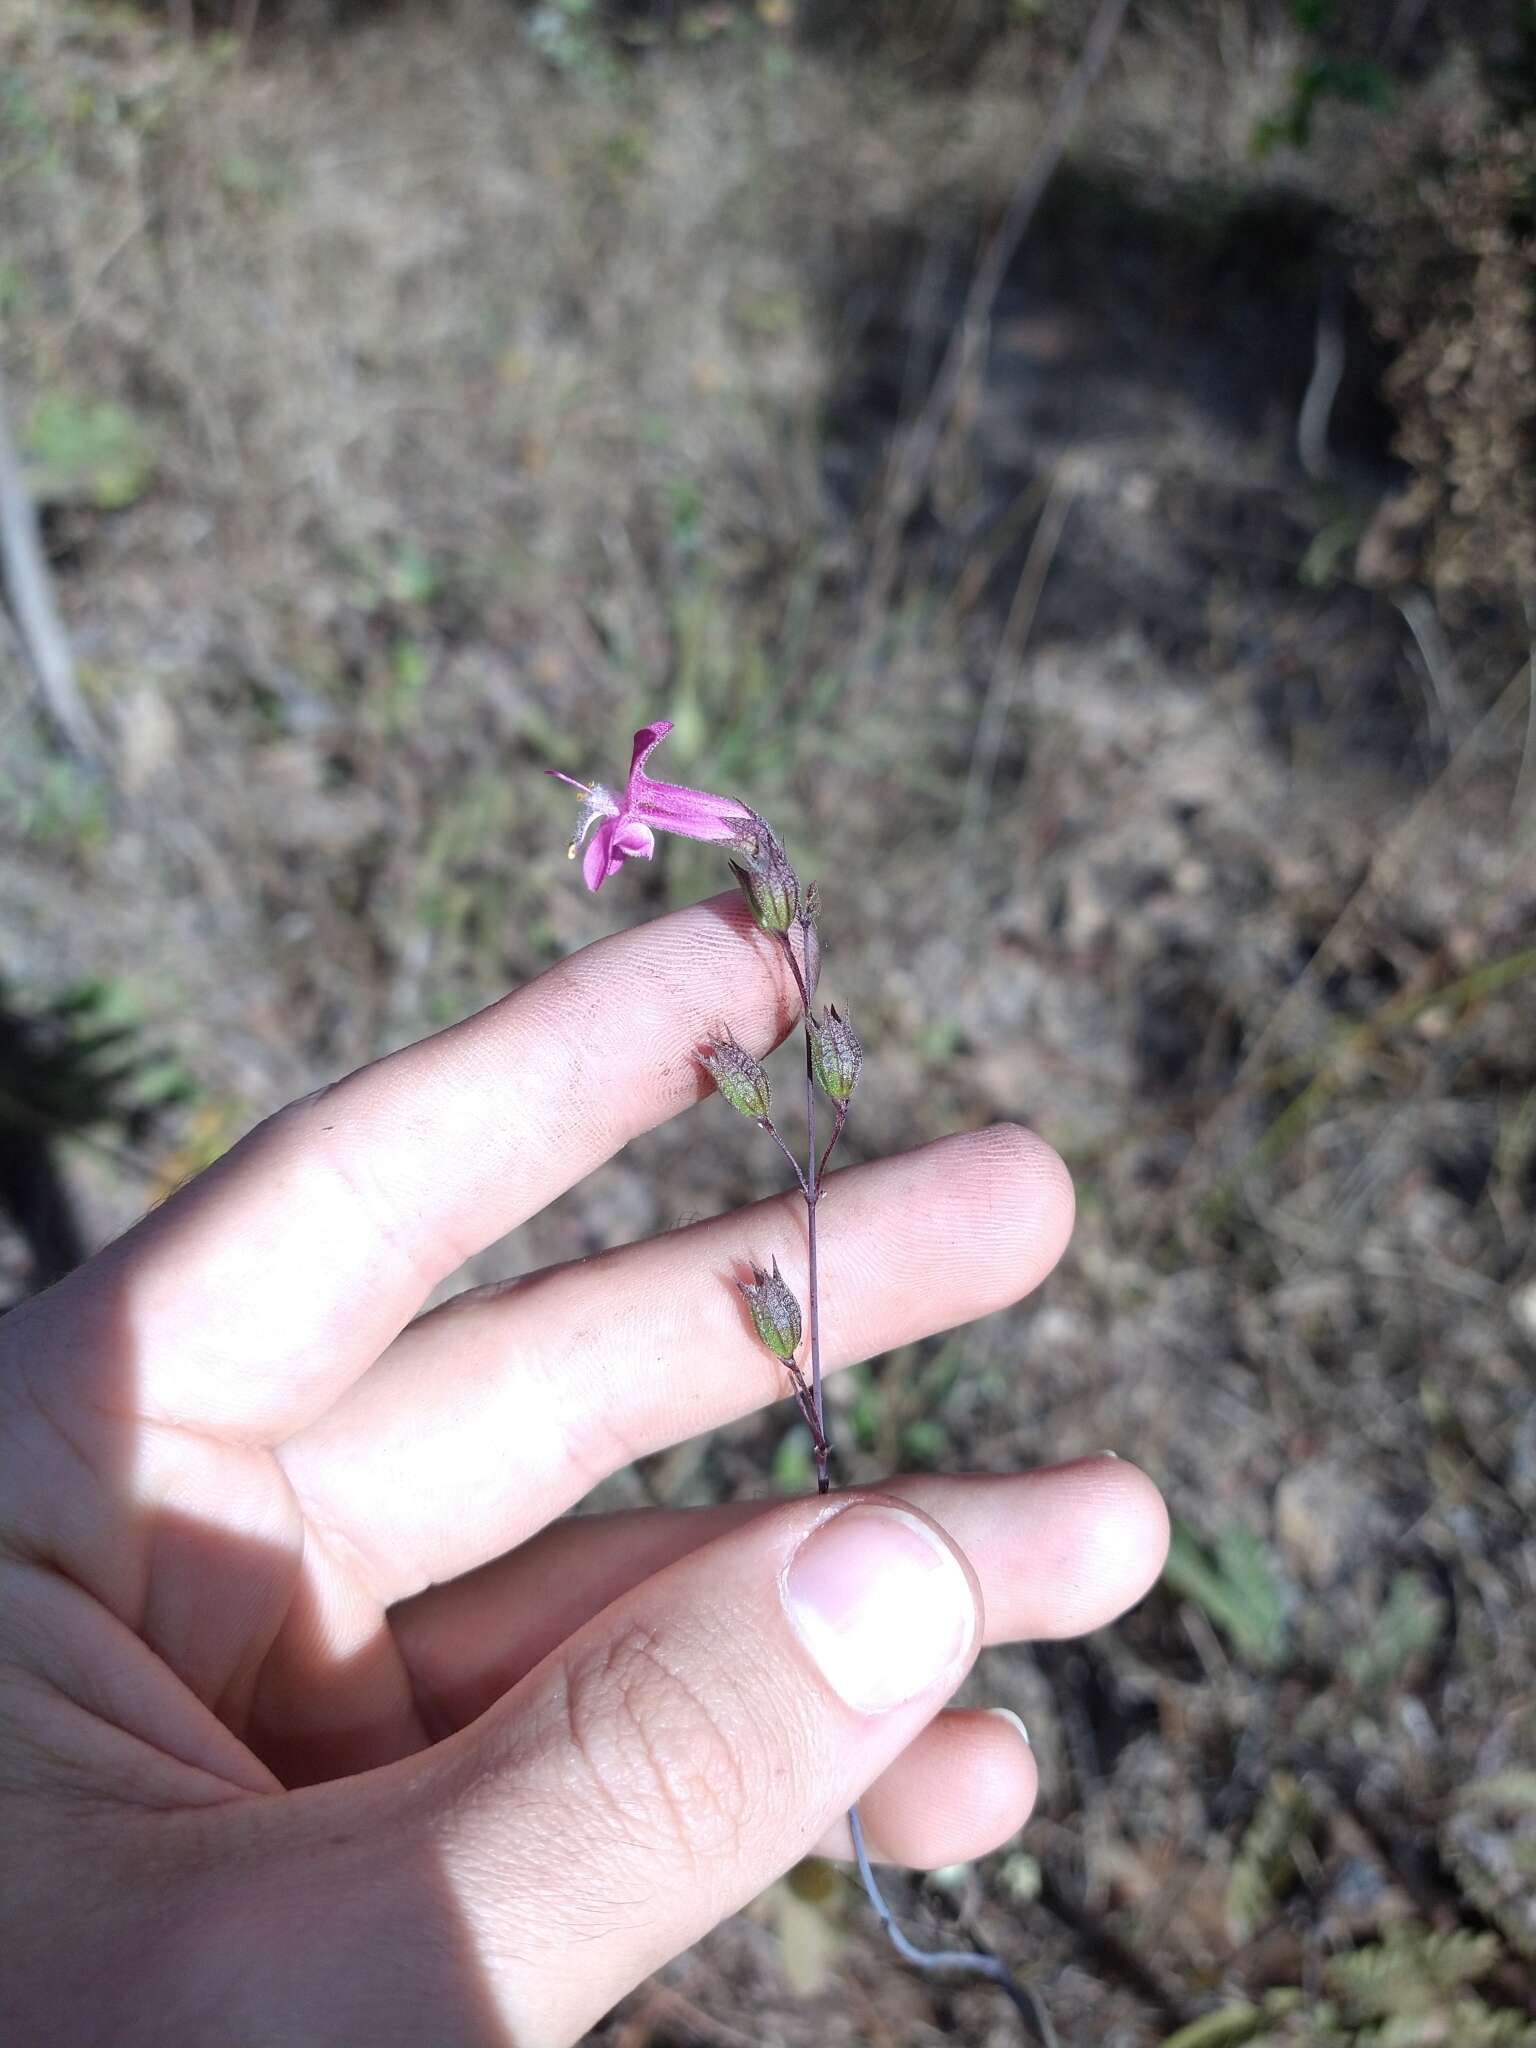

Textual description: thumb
[430,1493,982,2044]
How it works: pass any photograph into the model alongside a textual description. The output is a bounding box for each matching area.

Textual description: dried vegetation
[2,1,1534,2041]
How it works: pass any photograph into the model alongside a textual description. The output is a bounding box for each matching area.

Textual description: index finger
[11,894,800,1441]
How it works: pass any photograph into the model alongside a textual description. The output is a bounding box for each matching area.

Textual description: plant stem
[848,1809,1058,2048]
[771,912,1044,2036]
[817,1098,850,1183]
[758,1116,809,1199]
[798,920,829,1496]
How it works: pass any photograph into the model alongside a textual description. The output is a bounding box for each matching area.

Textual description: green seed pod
[808,1005,862,1101]
[701,1037,772,1120]
[739,1257,803,1360]
[729,815,800,934]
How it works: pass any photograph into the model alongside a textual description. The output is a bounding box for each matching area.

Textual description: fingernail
[1098,1450,1121,1460]
[784,1504,974,1714]
[985,1707,1031,1746]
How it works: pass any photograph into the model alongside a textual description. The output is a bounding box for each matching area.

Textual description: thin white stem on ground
[0,368,102,764]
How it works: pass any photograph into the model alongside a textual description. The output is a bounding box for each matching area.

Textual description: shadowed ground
[3,3,1534,2040]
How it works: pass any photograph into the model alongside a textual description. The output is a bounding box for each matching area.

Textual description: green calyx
[739,1257,802,1360]
[701,1036,772,1119]
[808,1005,862,1101]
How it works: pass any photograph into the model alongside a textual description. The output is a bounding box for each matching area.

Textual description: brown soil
[3,4,1534,2042]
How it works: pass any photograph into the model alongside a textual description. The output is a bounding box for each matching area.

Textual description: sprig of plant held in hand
[549,721,1053,2042]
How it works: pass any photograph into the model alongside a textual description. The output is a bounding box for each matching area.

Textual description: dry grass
[3,3,1535,2041]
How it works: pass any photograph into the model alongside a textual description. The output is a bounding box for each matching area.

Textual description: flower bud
[729,813,800,934]
[808,1004,862,1101]
[701,1036,771,1120]
[739,1256,803,1360]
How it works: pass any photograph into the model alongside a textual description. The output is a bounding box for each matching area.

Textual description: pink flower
[547,719,754,891]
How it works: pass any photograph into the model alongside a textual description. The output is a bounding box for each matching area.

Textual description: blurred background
[2,1,1534,2041]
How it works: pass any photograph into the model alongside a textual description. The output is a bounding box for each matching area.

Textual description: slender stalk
[800,921,828,1495]
[817,1098,850,1184]
[758,1116,809,1199]
[772,907,1044,2035]
[805,1186,826,1497]
[848,1810,1058,2048]
[776,932,811,1012]
[773,922,828,1493]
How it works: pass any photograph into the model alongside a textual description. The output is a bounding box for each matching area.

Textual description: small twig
[1396,587,1470,751]
[0,367,103,764]
[1297,282,1344,482]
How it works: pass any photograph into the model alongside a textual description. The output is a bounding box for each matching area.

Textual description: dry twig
[0,367,102,764]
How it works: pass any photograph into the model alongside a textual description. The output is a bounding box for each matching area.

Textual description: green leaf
[384,543,438,607]
[22,392,154,510]
[1327,1929,1502,2014]
[1227,1775,1311,1939]
[1344,1573,1446,1694]
[1164,1520,1289,1669]
[1160,1999,1290,2048]
[1458,1772,1536,1813]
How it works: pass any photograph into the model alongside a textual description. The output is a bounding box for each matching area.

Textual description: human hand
[0,895,1167,2045]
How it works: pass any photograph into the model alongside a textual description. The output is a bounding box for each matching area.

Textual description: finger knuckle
[560,1622,757,1870]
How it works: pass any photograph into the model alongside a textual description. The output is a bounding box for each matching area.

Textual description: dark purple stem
[805,1181,826,1497]
[791,922,830,1495]
[766,915,1044,2037]
[817,1098,850,1184]
[758,1116,809,1199]
[771,925,828,1491]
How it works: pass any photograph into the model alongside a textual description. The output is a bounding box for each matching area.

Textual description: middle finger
[278,1124,1073,1607]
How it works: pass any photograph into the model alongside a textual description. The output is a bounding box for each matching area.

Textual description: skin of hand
[0,894,1168,2046]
